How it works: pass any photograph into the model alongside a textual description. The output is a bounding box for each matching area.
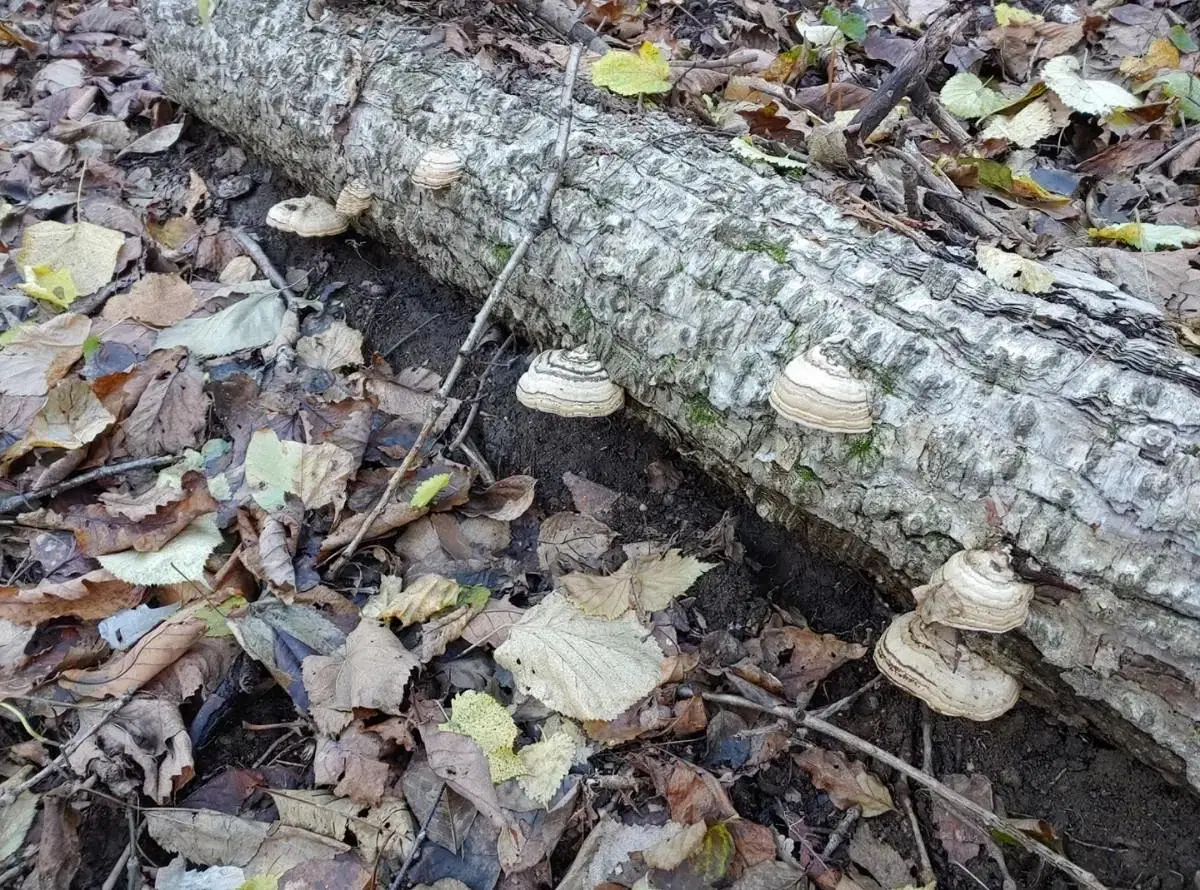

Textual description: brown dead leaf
[729,820,777,878]
[120,352,207,458]
[932,773,994,864]
[67,696,193,802]
[460,597,525,647]
[363,574,459,627]
[279,857,373,889]
[462,474,537,521]
[29,795,82,890]
[794,748,893,817]
[314,725,392,807]
[54,470,217,556]
[665,762,738,824]
[306,620,418,717]
[102,273,198,327]
[59,612,208,698]
[0,569,141,625]
[536,511,616,574]
[143,636,240,703]
[562,471,620,517]
[756,625,867,706]
[419,720,507,828]
[562,550,713,618]
[0,313,90,397]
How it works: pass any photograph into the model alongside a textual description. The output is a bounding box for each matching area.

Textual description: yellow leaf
[689,823,734,882]
[410,472,451,508]
[440,690,528,783]
[17,264,78,309]
[993,2,1042,25]
[362,574,459,627]
[592,43,671,97]
[1119,37,1180,80]
[517,731,577,806]
[16,221,124,297]
[1089,222,1200,251]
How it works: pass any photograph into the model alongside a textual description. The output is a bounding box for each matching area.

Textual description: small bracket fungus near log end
[515,347,625,418]
[265,195,349,237]
[915,548,1035,633]
[874,612,1020,720]
[769,344,872,433]
[412,147,464,189]
[334,178,373,217]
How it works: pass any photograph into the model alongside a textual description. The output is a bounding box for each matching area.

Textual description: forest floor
[1,1,1199,889]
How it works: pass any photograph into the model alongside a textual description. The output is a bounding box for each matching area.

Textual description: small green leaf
[820,6,843,26]
[410,472,451,508]
[81,336,102,360]
[591,43,672,97]
[820,6,866,42]
[457,584,492,609]
[1147,71,1200,121]
[1170,24,1198,53]
[970,157,1014,192]
[198,0,213,24]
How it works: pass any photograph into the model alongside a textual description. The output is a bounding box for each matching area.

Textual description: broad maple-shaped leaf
[561,549,713,618]
[592,43,671,96]
[494,593,664,720]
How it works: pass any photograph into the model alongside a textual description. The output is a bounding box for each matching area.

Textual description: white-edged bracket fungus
[769,343,872,433]
[265,195,349,237]
[874,612,1020,721]
[914,548,1034,633]
[411,147,464,189]
[334,178,373,217]
[515,347,625,418]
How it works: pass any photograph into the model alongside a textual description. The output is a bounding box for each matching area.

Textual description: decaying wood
[143,0,1200,791]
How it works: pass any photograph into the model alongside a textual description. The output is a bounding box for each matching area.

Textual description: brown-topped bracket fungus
[874,612,1020,720]
[769,343,872,433]
[914,548,1034,633]
[411,147,464,190]
[334,178,373,217]
[515,347,625,418]
[265,195,349,237]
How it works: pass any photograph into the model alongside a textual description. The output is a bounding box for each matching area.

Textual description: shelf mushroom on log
[143,0,1200,791]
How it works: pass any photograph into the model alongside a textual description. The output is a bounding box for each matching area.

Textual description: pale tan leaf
[794,748,894,817]
[118,121,184,157]
[337,620,419,714]
[462,475,537,521]
[1042,55,1139,116]
[494,593,664,721]
[537,512,616,574]
[296,321,364,371]
[979,99,1057,147]
[59,612,208,698]
[269,789,414,862]
[0,569,140,625]
[632,550,714,611]
[16,220,124,296]
[102,273,198,327]
[460,597,525,647]
[643,821,707,871]
[977,245,1055,293]
[97,513,222,584]
[2,379,114,466]
[362,574,458,626]
[0,313,90,397]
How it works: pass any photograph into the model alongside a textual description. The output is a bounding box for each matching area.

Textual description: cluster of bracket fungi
[264,154,1033,724]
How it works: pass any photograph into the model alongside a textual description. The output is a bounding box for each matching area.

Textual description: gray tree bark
[143,0,1200,789]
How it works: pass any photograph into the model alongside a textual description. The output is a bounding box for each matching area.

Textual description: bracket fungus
[334,178,373,217]
[412,147,464,189]
[515,347,625,418]
[874,612,1020,720]
[265,195,349,237]
[769,344,872,433]
[914,548,1034,633]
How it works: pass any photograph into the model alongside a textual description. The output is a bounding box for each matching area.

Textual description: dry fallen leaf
[537,511,616,574]
[0,569,141,625]
[16,221,125,296]
[794,748,894,817]
[2,378,115,467]
[268,789,414,862]
[362,574,459,626]
[102,273,198,327]
[562,549,713,618]
[0,313,90,397]
[59,611,208,698]
[296,320,364,370]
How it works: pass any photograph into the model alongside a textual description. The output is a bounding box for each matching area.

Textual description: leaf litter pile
[0,0,1198,889]
[460,0,1200,328]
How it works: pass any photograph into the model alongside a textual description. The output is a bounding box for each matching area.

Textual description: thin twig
[810,676,882,721]
[449,332,516,453]
[0,456,177,515]
[327,44,585,576]
[232,228,297,302]
[382,314,442,358]
[99,844,132,890]
[125,803,140,889]
[1145,127,1200,173]
[695,692,1109,890]
[388,782,446,890]
[821,805,860,858]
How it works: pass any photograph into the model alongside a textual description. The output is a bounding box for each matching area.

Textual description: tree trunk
[143,0,1200,790]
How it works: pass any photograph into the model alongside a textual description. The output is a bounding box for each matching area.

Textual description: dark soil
[146,124,1200,890]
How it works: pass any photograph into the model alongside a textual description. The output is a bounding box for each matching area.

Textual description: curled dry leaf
[59,610,208,698]
[643,821,707,870]
[794,748,894,817]
[756,625,868,705]
[268,789,414,863]
[495,593,664,721]
[0,569,141,625]
[101,273,197,327]
[363,574,459,626]
[0,313,90,397]
[296,320,365,371]
[562,549,713,618]
[314,725,392,807]
[462,474,537,521]
[2,378,115,467]
[665,762,738,824]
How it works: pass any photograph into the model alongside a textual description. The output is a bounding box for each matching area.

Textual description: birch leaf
[363,574,460,626]
[16,221,124,296]
[118,122,185,157]
[440,690,526,783]
[0,313,90,397]
[1041,56,1139,116]
[517,730,578,806]
[1089,223,1200,251]
[2,378,114,465]
[794,748,894,816]
[976,245,1055,293]
[494,593,664,720]
[561,549,713,618]
[940,73,1010,118]
[296,321,364,370]
[17,264,78,309]
[410,473,451,508]
[730,136,805,170]
[154,284,285,357]
[98,513,222,584]
[592,43,671,96]
[979,99,1056,147]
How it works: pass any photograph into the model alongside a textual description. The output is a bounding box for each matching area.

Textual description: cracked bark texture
[143,0,1200,788]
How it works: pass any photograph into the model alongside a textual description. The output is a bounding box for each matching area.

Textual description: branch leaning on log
[141,0,1200,791]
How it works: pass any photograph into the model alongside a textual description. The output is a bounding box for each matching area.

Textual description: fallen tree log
[143,0,1200,789]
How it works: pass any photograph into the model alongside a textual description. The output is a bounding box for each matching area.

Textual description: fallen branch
[0,455,177,515]
[388,782,446,890]
[513,0,608,55]
[696,692,1109,890]
[326,43,584,576]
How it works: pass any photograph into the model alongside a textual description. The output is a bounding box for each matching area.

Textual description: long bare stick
[327,43,584,576]
[697,693,1108,890]
[0,456,177,515]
